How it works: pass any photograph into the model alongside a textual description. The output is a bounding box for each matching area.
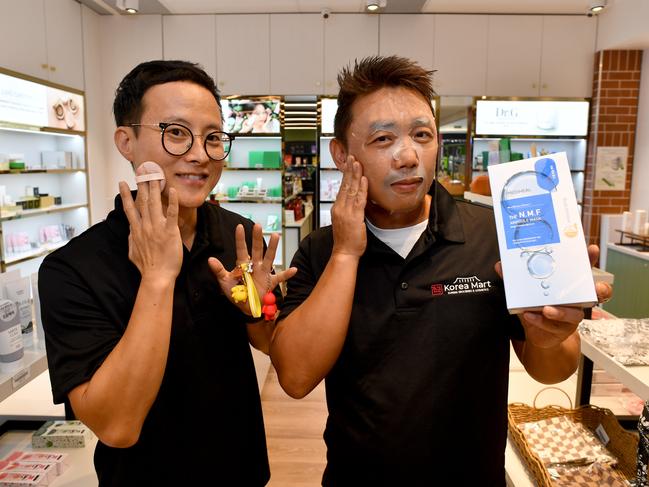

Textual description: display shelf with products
[318,134,340,228]
[471,98,589,213]
[215,97,284,266]
[281,100,317,263]
[437,96,472,189]
[317,98,339,228]
[283,140,317,207]
[0,69,90,276]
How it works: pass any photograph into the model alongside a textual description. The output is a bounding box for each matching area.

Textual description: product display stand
[0,69,91,278]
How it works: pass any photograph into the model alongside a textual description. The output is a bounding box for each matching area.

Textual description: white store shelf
[0,369,63,421]
[0,203,87,222]
[505,437,536,487]
[4,240,69,265]
[580,332,649,401]
[0,346,48,404]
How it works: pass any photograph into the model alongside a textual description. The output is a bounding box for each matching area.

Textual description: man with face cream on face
[270,56,612,485]
[39,60,295,486]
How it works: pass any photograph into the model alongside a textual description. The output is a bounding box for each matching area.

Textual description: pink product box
[0,471,48,486]
[0,462,55,484]
[4,454,67,477]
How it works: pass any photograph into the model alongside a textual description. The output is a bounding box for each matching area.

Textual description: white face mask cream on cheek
[391,136,425,162]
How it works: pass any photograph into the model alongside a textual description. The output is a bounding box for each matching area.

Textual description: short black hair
[334,56,436,147]
[113,60,221,131]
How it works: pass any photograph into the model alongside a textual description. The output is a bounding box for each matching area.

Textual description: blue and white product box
[488,152,597,314]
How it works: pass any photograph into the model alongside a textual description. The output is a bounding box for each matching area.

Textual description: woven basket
[508,402,638,486]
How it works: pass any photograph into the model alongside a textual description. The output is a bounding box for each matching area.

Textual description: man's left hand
[496,244,613,349]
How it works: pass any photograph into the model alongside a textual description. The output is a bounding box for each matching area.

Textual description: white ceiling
[88,0,609,15]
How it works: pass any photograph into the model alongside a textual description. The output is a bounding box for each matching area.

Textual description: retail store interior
[1,0,649,485]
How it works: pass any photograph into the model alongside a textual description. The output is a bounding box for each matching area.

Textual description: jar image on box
[0,299,24,373]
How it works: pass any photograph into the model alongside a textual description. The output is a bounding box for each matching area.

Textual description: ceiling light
[588,0,607,14]
[366,0,386,12]
[116,0,139,14]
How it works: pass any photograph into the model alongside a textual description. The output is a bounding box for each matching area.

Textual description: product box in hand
[488,152,597,313]
[32,421,93,448]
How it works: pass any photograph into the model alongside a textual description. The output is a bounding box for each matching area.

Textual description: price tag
[12,368,30,390]
[595,424,610,445]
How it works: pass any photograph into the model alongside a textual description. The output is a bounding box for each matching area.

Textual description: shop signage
[475,100,589,137]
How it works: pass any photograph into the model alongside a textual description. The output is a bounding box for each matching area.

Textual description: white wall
[81,6,111,223]
[597,0,649,50]
[98,15,163,213]
[630,49,649,213]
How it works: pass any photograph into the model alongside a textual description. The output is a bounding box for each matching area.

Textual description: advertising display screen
[0,73,85,131]
[221,97,281,134]
[475,99,589,137]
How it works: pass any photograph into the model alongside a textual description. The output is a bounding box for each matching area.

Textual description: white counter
[607,242,649,262]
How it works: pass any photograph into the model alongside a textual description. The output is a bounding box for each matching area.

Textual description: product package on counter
[488,152,597,313]
[0,460,56,484]
[0,471,48,486]
[32,421,93,448]
[4,453,68,476]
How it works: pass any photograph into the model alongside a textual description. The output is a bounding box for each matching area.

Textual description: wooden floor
[262,366,328,487]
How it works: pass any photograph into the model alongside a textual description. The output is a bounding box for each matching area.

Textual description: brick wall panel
[583,50,643,244]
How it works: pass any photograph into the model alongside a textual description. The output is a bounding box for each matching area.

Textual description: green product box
[9,161,25,170]
[248,151,281,169]
[32,420,94,448]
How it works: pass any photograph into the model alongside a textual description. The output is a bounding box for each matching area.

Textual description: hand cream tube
[5,277,33,348]
[0,299,24,373]
[30,273,45,350]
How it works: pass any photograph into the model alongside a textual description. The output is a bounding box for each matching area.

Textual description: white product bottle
[634,210,647,235]
[0,299,25,373]
[621,211,633,232]
[31,273,45,350]
[5,278,34,348]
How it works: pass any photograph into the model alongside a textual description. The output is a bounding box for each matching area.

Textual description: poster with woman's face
[47,87,85,131]
[221,98,281,134]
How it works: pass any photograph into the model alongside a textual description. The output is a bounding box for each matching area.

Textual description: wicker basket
[508,402,638,486]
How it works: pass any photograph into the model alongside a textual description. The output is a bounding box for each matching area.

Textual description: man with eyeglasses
[39,60,295,486]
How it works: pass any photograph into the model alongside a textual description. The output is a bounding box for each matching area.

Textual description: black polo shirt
[279,182,524,486]
[40,195,270,487]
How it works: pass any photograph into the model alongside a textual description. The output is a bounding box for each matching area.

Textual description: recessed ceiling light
[366,0,386,12]
[116,0,139,14]
[588,0,607,14]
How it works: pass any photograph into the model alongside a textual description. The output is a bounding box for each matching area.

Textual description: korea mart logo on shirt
[431,276,492,296]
